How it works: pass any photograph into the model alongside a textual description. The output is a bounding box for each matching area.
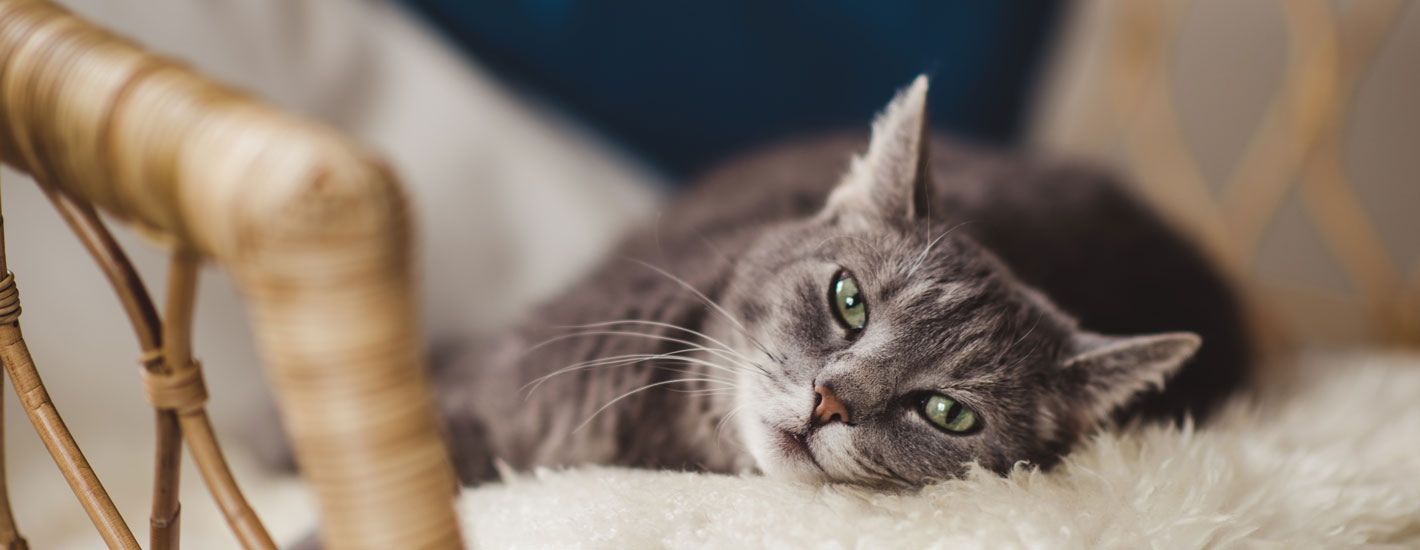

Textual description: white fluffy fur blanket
[457,353,1420,549]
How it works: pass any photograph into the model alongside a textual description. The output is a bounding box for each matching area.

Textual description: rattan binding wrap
[0,1,463,548]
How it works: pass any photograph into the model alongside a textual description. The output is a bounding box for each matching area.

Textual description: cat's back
[680,134,1147,241]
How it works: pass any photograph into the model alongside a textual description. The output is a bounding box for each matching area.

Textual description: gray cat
[435,76,1251,488]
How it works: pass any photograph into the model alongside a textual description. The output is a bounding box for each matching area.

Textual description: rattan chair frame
[0,1,462,548]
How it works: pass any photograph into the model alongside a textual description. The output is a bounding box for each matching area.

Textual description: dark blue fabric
[397,1,1063,180]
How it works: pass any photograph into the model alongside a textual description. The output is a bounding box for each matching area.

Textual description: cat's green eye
[922,394,978,433]
[830,271,867,331]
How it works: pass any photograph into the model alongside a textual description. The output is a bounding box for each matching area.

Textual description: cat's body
[436,78,1250,487]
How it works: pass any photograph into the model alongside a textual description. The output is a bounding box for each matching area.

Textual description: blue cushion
[398,1,1064,179]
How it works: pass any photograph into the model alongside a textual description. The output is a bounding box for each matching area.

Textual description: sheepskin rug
[457,352,1420,549]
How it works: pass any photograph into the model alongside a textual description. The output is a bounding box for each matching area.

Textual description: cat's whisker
[559,320,742,361]
[880,466,914,486]
[666,383,738,392]
[524,350,751,399]
[527,329,770,378]
[643,355,755,381]
[521,330,608,356]
[664,387,738,396]
[646,362,740,387]
[523,350,696,396]
[667,387,738,396]
[648,342,769,379]
[693,230,734,269]
[907,220,973,277]
[996,313,1044,373]
[624,258,782,362]
[1008,314,1042,353]
[857,460,898,486]
[523,327,726,357]
[567,329,763,375]
[846,447,912,488]
[907,232,948,276]
[872,458,914,488]
[574,377,727,434]
[714,404,746,442]
[531,348,702,379]
[715,406,749,446]
[553,320,771,376]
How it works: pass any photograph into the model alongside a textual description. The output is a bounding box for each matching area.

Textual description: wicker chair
[0,1,461,548]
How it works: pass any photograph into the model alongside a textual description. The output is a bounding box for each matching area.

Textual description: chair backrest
[1034,0,1419,353]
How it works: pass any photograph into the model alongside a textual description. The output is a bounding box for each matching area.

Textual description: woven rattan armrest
[0,1,462,548]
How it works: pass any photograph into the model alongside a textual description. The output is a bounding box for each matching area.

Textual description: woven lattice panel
[1036,0,1420,350]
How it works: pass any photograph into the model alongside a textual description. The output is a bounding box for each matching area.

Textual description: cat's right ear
[821,75,933,229]
[1064,331,1201,421]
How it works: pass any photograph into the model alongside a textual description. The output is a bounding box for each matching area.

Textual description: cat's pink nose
[813,385,850,426]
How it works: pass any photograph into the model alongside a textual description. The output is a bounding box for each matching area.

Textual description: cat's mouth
[775,429,824,472]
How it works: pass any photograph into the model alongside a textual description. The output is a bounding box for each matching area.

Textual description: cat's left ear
[822,75,933,227]
[1064,331,1201,419]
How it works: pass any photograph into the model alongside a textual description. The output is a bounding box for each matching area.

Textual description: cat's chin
[757,446,831,484]
[740,421,832,483]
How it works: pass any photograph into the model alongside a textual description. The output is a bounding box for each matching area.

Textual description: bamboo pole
[161,249,274,550]
[42,180,275,550]
[40,186,182,549]
[150,409,181,550]
[0,179,27,550]
[0,331,140,550]
[0,373,24,550]
[0,379,23,550]
[0,184,138,548]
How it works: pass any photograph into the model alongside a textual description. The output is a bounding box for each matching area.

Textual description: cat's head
[715,76,1200,487]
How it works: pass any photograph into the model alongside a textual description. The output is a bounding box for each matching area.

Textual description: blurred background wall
[393,1,1064,178]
